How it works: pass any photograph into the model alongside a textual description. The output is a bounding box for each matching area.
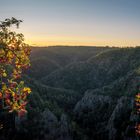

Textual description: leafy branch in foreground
[0,17,31,117]
[135,93,140,135]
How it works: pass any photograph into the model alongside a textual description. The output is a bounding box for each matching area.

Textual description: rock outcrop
[74,92,136,140]
[74,93,115,139]
[107,97,135,140]
[37,109,72,140]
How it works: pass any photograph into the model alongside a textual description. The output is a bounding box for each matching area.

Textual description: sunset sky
[0,0,140,47]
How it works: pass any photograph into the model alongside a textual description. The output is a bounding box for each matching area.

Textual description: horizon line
[29,44,140,48]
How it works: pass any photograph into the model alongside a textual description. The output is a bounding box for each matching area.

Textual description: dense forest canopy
[0,18,140,140]
[22,46,140,140]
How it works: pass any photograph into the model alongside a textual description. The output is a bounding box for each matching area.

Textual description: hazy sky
[0,0,140,46]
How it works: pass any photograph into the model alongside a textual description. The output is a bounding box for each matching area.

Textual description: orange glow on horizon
[25,38,140,47]
[21,29,140,47]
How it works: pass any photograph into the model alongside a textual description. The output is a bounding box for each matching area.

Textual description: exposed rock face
[74,93,113,113]
[39,109,58,140]
[74,93,115,139]
[107,97,135,140]
[74,93,114,123]
[37,109,72,140]
[74,92,136,140]
[57,114,72,140]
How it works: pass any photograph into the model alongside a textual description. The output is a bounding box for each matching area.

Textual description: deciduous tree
[0,17,31,118]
